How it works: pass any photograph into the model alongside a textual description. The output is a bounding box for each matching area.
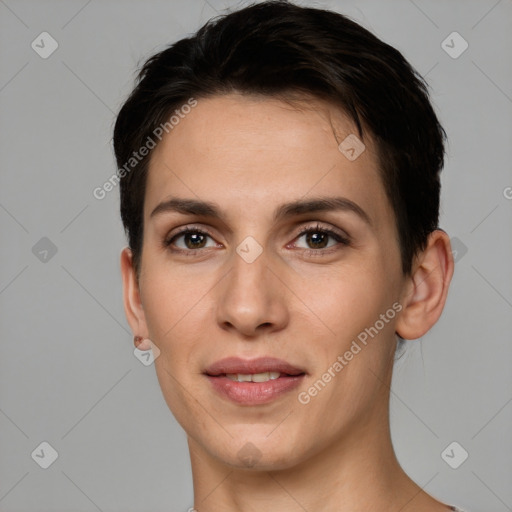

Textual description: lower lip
[205,374,305,405]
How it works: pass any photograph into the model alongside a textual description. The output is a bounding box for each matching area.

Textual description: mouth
[204,357,306,405]
[223,371,294,382]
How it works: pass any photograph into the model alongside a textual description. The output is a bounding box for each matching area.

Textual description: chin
[222,447,302,472]
[205,428,308,471]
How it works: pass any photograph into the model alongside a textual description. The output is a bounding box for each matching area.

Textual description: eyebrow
[150,196,372,226]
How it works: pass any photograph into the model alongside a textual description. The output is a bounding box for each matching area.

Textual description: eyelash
[163,223,350,258]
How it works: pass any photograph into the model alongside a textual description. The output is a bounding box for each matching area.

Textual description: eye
[163,223,350,257]
[163,227,219,254]
[292,223,350,255]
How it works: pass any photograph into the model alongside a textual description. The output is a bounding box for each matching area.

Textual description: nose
[215,246,289,338]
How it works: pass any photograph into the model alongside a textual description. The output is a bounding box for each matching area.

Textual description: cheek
[294,274,397,435]
[293,260,398,401]
[142,269,208,427]
[139,270,207,419]
[140,261,202,340]
[295,262,389,343]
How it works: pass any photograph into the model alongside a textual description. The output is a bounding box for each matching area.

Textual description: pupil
[186,233,206,249]
[307,232,327,249]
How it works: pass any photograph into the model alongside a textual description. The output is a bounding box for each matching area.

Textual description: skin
[121,93,454,511]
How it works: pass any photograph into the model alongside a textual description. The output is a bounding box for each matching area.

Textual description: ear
[396,230,454,340]
[120,247,150,344]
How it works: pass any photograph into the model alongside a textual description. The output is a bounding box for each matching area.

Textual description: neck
[187,402,445,512]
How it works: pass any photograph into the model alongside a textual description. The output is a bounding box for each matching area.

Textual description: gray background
[1,0,511,510]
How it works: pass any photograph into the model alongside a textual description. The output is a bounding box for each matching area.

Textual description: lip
[204,356,306,376]
[204,357,307,405]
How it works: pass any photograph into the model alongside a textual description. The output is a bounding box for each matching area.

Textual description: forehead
[145,94,391,229]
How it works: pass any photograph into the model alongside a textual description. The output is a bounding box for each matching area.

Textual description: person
[114,1,463,510]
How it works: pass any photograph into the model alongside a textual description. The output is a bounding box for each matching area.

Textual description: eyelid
[292,222,350,241]
[164,224,219,246]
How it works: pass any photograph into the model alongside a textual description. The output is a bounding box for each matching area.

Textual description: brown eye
[294,224,350,252]
[181,231,208,249]
[164,228,218,253]
[303,231,330,249]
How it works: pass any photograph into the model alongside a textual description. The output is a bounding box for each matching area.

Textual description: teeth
[226,372,281,382]
[253,372,280,382]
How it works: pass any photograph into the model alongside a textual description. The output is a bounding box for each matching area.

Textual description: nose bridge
[215,238,288,335]
[227,240,272,308]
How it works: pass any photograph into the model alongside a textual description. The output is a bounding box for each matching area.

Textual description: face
[125,93,408,470]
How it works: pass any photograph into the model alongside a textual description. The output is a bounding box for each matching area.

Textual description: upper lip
[204,357,306,376]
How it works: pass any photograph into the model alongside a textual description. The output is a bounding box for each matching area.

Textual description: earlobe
[120,247,149,338]
[395,230,454,340]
